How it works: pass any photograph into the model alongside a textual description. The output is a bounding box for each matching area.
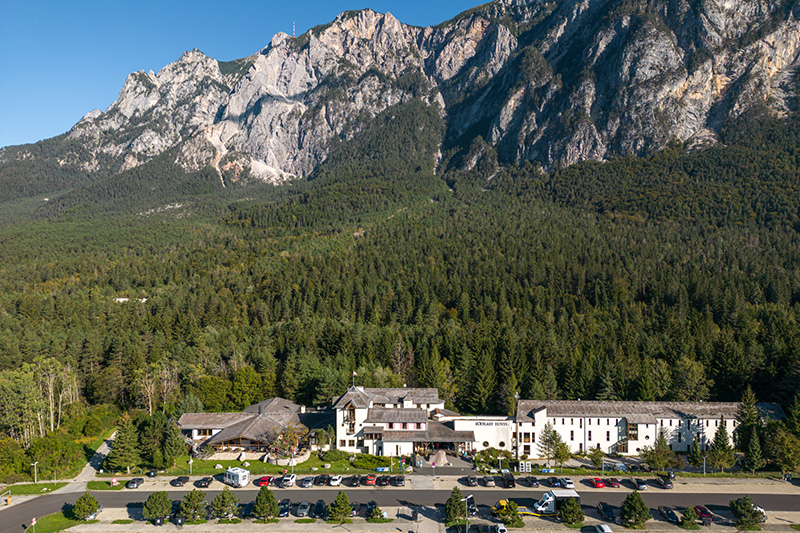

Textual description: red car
[365,474,376,486]
[590,477,605,488]
[255,476,273,486]
[694,506,714,522]
[606,478,621,488]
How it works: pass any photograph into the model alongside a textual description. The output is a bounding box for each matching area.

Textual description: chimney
[259,405,263,415]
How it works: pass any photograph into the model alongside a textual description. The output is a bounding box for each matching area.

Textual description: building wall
[450,417,513,452]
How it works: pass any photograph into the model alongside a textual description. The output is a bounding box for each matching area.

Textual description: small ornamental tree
[253,485,279,519]
[589,446,604,469]
[559,497,584,525]
[537,421,561,465]
[620,490,651,527]
[327,490,351,523]
[555,441,571,471]
[499,500,524,528]
[368,503,384,521]
[640,432,679,472]
[729,496,763,529]
[180,489,207,521]
[211,486,240,519]
[143,491,172,521]
[445,486,465,525]
[72,491,100,520]
[682,506,699,528]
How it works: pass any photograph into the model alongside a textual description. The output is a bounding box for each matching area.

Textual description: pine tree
[105,413,141,474]
[143,491,171,521]
[687,439,705,470]
[729,496,764,528]
[536,421,562,465]
[742,431,765,474]
[708,416,735,473]
[445,486,465,524]
[682,505,699,527]
[211,487,240,519]
[180,489,207,521]
[639,431,679,472]
[175,393,204,417]
[468,351,496,414]
[735,385,761,450]
[162,422,186,467]
[72,491,100,520]
[327,490,351,523]
[541,365,559,400]
[253,485,279,519]
[784,395,800,438]
[636,371,656,402]
[139,412,166,463]
[620,491,651,527]
[559,497,584,525]
[596,372,620,401]
[497,371,519,416]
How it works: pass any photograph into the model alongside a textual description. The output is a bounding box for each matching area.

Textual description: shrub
[559,497,584,525]
[352,454,391,470]
[72,491,100,520]
[320,449,349,462]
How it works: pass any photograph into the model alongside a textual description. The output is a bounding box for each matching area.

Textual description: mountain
[1,0,799,205]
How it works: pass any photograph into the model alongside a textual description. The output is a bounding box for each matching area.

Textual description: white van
[224,467,250,488]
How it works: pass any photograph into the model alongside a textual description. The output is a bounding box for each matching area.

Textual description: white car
[330,475,343,486]
[560,477,575,489]
[282,474,296,487]
[592,525,613,533]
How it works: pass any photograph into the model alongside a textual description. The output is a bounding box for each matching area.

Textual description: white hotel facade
[331,386,783,459]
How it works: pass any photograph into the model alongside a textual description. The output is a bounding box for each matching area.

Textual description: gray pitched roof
[244,397,302,416]
[332,386,441,409]
[381,421,474,443]
[365,408,427,424]
[177,412,254,429]
[203,414,285,447]
[516,400,785,423]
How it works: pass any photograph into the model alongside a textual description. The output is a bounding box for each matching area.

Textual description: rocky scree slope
[2,0,799,191]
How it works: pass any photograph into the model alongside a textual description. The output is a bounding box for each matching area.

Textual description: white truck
[533,489,580,515]
[224,467,250,488]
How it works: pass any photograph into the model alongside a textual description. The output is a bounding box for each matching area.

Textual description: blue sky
[0,0,482,149]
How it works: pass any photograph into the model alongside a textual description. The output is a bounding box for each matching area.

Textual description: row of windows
[339,439,356,447]
[387,422,423,430]
[569,430,612,442]
[551,417,736,428]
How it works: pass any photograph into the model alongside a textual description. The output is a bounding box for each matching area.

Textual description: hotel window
[580,419,583,428]
[588,431,592,441]
[570,431,574,441]
[562,418,565,425]
[588,419,591,426]
[607,419,610,425]
[199,429,212,436]
[678,433,682,443]
[388,423,394,429]
[606,431,610,441]
[348,440,355,447]
[340,440,346,447]
[598,419,601,425]
[669,420,672,426]
[628,424,639,440]
[402,423,408,429]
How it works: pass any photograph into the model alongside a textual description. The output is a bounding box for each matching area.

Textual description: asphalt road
[1,486,797,533]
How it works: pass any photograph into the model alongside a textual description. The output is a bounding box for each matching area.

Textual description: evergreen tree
[555,441,571,471]
[687,439,705,470]
[180,489,207,522]
[143,491,171,521]
[253,485,279,519]
[763,422,800,476]
[589,446,604,469]
[682,505,699,527]
[742,431,765,474]
[596,372,620,401]
[139,412,166,463]
[639,431,679,472]
[368,503,384,521]
[175,393,204,417]
[735,385,761,450]
[536,421,562,465]
[636,371,656,402]
[468,351,496,414]
[540,365,559,400]
[620,491,651,527]
[445,486,465,524]
[559,497,584,525]
[784,395,800,438]
[105,413,141,474]
[210,486,240,519]
[708,416,735,472]
[729,496,764,529]
[497,371,519,417]
[499,500,524,528]
[162,422,186,467]
[327,491,351,523]
[72,491,100,520]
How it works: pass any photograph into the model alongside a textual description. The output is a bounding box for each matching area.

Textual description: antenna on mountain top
[293,21,296,38]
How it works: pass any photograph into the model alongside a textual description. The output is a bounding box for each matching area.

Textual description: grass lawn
[255,518,279,524]
[112,519,135,524]
[9,483,67,495]
[87,480,123,490]
[29,511,97,533]
[789,525,800,531]
[565,522,585,528]
[367,517,394,523]
[296,518,317,523]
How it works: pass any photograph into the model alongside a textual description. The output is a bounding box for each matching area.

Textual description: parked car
[282,474,296,487]
[483,475,496,487]
[350,502,361,517]
[278,499,291,517]
[503,472,516,488]
[147,469,158,478]
[172,476,189,487]
[239,502,255,519]
[255,476,273,487]
[313,499,326,519]
[633,478,648,490]
[467,476,478,487]
[316,474,330,486]
[365,474,377,486]
[126,478,143,489]
[658,506,680,524]
[548,477,561,487]
[560,477,575,489]
[597,502,615,521]
[466,495,478,517]
[656,476,673,489]
[349,475,361,487]
[377,475,391,486]
[86,502,104,520]
[296,500,311,517]
[196,477,213,488]
[330,475,343,486]
[366,501,378,518]
[590,477,605,488]
[394,475,405,486]
[525,476,539,487]
[606,478,621,488]
[490,525,508,533]
[694,506,714,523]
[731,501,767,523]
[301,477,314,488]
[590,525,614,533]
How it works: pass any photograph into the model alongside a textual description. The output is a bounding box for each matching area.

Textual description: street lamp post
[30,461,38,484]
[461,495,473,532]
[188,458,193,475]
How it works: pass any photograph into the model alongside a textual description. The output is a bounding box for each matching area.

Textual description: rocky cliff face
[4,0,800,183]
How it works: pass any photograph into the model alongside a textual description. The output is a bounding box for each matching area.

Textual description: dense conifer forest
[1,99,800,478]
